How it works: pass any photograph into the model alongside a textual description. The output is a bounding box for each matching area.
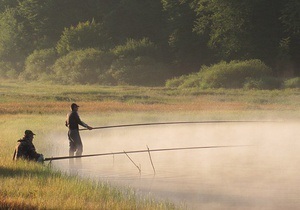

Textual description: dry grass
[0,100,245,114]
[1,82,300,116]
[0,98,298,115]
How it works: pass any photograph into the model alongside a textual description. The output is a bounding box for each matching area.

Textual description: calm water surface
[48,122,300,209]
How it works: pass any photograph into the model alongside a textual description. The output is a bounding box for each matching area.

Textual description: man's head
[71,103,79,111]
[25,130,35,136]
[24,130,35,140]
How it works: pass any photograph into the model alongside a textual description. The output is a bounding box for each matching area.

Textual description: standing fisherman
[13,130,44,163]
[65,103,93,157]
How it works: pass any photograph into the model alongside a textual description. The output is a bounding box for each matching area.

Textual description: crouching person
[13,130,44,163]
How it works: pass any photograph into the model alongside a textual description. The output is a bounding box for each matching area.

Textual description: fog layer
[47,122,300,209]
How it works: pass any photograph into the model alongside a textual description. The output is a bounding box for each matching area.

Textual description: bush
[200,60,273,88]
[283,77,300,88]
[109,39,171,86]
[166,59,277,89]
[56,20,108,55]
[20,48,57,81]
[0,61,18,79]
[109,56,170,86]
[111,38,158,58]
[53,48,114,84]
[177,73,202,88]
[243,77,282,90]
[165,75,189,88]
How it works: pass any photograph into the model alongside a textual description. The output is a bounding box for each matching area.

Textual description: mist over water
[47,122,300,209]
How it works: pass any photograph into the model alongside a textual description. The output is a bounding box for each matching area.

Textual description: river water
[48,121,300,209]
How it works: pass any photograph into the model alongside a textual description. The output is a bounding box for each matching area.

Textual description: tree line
[0,0,299,86]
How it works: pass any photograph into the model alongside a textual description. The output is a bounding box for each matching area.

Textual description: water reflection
[49,122,300,209]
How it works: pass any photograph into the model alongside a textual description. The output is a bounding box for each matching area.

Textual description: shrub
[111,38,158,58]
[243,77,282,90]
[200,60,273,89]
[165,75,189,88]
[53,48,114,84]
[283,77,300,88]
[109,56,170,86]
[56,20,108,55]
[178,73,202,88]
[20,48,57,81]
[0,61,18,79]
[109,39,171,86]
[165,59,276,89]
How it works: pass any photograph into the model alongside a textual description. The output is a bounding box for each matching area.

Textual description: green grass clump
[0,161,177,209]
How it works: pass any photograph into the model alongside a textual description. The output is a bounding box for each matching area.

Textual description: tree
[102,0,165,45]
[280,0,300,75]
[16,0,112,49]
[280,0,300,36]
[0,0,18,12]
[56,20,109,55]
[191,0,299,75]
[161,0,212,74]
[0,8,29,73]
[193,0,256,59]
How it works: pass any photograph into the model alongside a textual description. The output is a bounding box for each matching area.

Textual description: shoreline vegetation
[1,82,300,209]
[1,82,300,115]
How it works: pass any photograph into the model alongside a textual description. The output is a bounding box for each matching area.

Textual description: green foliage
[200,60,273,89]
[109,56,170,86]
[111,38,158,58]
[192,0,250,59]
[0,0,18,12]
[166,59,276,89]
[56,20,108,55]
[20,48,57,81]
[165,75,189,88]
[165,73,202,88]
[53,48,114,84]
[109,39,171,86]
[162,0,209,72]
[101,0,165,45]
[0,0,299,84]
[243,77,282,90]
[191,0,293,71]
[280,0,300,36]
[284,77,300,88]
[0,61,19,79]
[0,8,27,63]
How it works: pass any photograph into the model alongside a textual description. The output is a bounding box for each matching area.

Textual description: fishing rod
[44,145,250,161]
[79,120,269,131]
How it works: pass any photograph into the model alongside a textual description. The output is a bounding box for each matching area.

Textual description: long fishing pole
[44,145,250,161]
[79,120,269,131]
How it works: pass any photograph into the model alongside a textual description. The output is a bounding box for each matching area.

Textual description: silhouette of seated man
[13,130,44,163]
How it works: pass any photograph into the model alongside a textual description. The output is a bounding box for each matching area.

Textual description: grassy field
[1,81,300,209]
